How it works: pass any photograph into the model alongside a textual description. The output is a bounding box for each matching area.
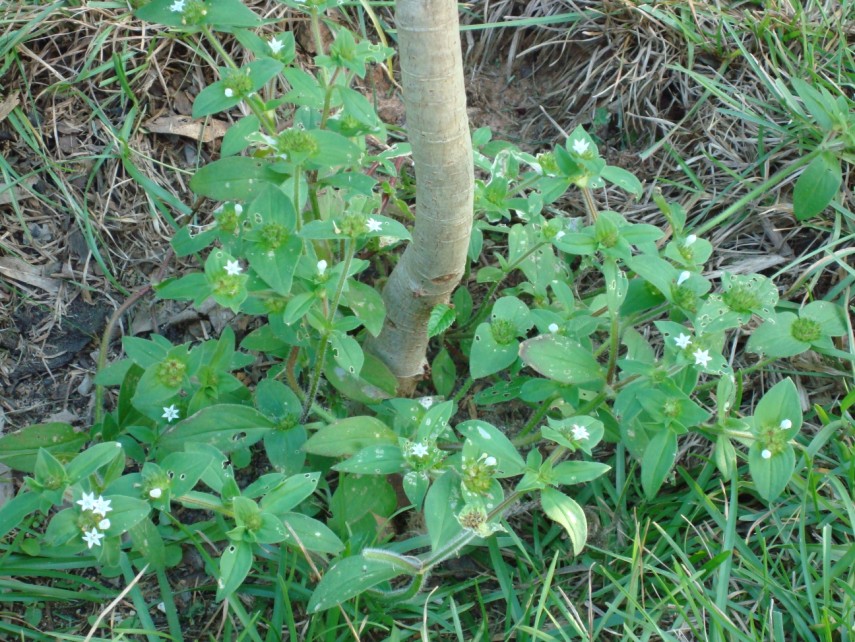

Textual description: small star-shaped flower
[674,333,692,349]
[761,448,772,460]
[82,528,105,549]
[162,404,179,422]
[693,348,712,368]
[571,424,590,441]
[91,496,113,518]
[268,37,284,54]
[410,442,429,458]
[572,138,590,155]
[224,260,242,276]
[77,492,97,512]
[366,218,383,233]
[170,0,185,12]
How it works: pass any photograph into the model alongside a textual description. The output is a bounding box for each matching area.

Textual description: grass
[1,0,854,640]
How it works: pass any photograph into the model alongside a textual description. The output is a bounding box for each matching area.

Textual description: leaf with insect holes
[328,331,363,378]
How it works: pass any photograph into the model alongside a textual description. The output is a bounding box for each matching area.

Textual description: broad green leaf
[541,416,605,455]
[470,322,518,379]
[222,114,260,156]
[130,518,166,569]
[344,279,386,337]
[43,509,80,547]
[541,487,587,555]
[325,351,397,405]
[157,405,274,455]
[100,495,151,534]
[160,451,214,496]
[601,164,643,196]
[793,152,841,221]
[329,331,364,378]
[0,423,87,473]
[281,512,344,554]
[748,442,795,502]
[431,348,456,398]
[261,472,320,515]
[307,555,403,613]
[424,470,464,551]
[329,474,397,547]
[456,420,525,476]
[66,443,124,484]
[193,59,282,118]
[751,377,802,438]
[641,429,677,500]
[303,416,396,457]
[190,157,280,202]
[550,461,611,486]
[0,492,41,539]
[333,445,404,474]
[518,334,603,385]
[746,313,808,358]
[216,540,253,601]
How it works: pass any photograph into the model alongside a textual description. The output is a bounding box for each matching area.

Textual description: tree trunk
[367,0,473,395]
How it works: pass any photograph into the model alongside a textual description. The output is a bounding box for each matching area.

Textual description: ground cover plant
[0,0,853,640]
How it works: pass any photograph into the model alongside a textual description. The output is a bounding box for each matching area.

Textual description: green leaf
[0,492,41,539]
[156,405,274,455]
[470,322,518,379]
[748,442,795,502]
[0,423,87,473]
[222,114,260,157]
[601,164,643,197]
[260,472,320,515]
[541,416,605,455]
[281,512,344,554]
[43,509,80,547]
[101,495,151,534]
[333,445,404,474]
[328,331,364,378]
[160,451,213,496]
[541,487,587,555]
[193,59,282,118]
[190,157,280,202]
[130,518,166,569]
[793,152,842,221]
[303,416,396,457]
[217,540,253,601]
[66,443,124,484]
[427,304,457,339]
[325,351,397,405]
[641,430,677,500]
[308,555,403,613]
[329,474,397,547]
[518,334,603,385]
[746,313,808,358]
[431,348,456,398]
[751,378,802,437]
[456,420,525,477]
[550,461,611,486]
[424,470,464,551]
[344,280,386,337]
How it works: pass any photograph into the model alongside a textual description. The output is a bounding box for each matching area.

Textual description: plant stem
[301,240,355,420]
[581,186,599,222]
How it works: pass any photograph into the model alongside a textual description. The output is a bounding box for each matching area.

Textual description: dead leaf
[145,114,230,143]
[0,256,61,294]
[0,91,19,123]
[0,176,38,205]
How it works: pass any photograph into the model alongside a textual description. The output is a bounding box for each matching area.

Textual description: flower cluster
[76,492,113,549]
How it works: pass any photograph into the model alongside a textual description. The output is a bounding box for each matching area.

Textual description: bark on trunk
[366,0,473,394]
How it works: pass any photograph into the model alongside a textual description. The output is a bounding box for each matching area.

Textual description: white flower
[572,138,590,155]
[224,88,234,98]
[555,230,566,240]
[97,518,111,531]
[162,405,179,422]
[761,449,772,460]
[91,496,113,518]
[82,528,105,549]
[674,333,692,349]
[234,203,243,215]
[548,323,559,334]
[677,271,691,286]
[779,419,792,430]
[410,442,429,458]
[418,397,434,409]
[170,0,185,12]
[483,456,497,467]
[268,37,284,54]
[366,218,383,233]
[224,260,242,276]
[76,491,97,512]
[149,488,163,499]
[317,260,327,276]
[684,234,697,246]
[571,424,590,441]
[693,348,712,368]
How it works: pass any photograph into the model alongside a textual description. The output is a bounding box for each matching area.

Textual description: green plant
[0,0,850,637]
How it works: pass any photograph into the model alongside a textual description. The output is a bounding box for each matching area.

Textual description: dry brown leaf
[0,91,19,123]
[145,114,230,143]
[0,176,38,205]
[0,256,61,294]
